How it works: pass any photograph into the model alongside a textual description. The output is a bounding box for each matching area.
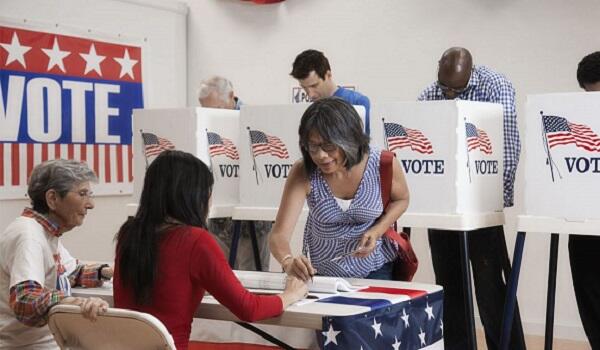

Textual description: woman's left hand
[354,229,383,258]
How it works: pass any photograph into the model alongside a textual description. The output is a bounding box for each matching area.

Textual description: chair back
[48,304,176,350]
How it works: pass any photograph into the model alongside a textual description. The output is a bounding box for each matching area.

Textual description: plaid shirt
[9,208,105,327]
[418,65,521,207]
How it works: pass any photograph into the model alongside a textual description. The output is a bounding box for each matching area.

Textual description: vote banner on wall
[371,100,504,216]
[524,93,600,221]
[0,24,143,199]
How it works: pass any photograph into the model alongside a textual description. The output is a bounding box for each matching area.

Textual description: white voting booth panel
[371,100,504,230]
[132,107,240,218]
[521,92,600,234]
[235,104,365,221]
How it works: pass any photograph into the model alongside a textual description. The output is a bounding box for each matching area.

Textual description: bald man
[418,48,525,350]
[569,51,600,349]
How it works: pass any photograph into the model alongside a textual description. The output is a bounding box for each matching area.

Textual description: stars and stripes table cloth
[74,273,443,350]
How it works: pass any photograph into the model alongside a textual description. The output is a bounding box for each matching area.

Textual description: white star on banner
[371,317,382,339]
[392,336,401,350]
[80,43,105,75]
[322,324,341,346]
[418,327,426,346]
[42,37,70,72]
[440,320,444,336]
[401,308,410,328]
[0,32,31,68]
[114,48,138,79]
[425,302,435,320]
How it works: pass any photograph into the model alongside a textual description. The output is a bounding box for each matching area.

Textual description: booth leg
[460,231,477,350]
[544,233,559,350]
[228,221,242,268]
[500,231,526,350]
[248,221,262,271]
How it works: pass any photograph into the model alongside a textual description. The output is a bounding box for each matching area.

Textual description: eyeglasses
[304,142,338,154]
[69,190,94,199]
[437,81,468,95]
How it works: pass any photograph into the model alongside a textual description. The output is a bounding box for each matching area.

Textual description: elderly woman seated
[0,159,112,349]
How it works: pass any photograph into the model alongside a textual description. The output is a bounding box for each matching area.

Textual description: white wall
[0,0,187,260]
[185,0,600,341]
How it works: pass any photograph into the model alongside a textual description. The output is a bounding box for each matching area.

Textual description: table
[74,273,444,349]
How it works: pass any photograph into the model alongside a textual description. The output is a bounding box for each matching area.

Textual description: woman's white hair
[197,76,233,103]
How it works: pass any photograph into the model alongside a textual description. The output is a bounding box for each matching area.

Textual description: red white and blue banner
[318,287,443,349]
[0,24,143,199]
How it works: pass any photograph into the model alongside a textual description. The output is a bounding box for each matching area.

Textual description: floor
[476,329,591,350]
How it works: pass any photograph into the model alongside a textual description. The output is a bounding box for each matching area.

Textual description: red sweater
[113,226,283,350]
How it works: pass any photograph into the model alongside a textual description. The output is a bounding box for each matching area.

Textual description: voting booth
[132,107,240,218]
[370,100,504,230]
[522,92,600,228]
[234,104,365,221]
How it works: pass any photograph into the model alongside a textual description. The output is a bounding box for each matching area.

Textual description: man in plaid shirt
[418,47,524,350]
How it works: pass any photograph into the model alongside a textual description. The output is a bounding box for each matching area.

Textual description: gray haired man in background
[198,76,271,271]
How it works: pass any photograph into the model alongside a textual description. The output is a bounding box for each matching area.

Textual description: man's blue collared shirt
[334,87,371,135]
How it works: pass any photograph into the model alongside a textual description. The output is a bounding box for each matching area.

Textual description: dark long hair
[115,150,214,304]
[298,97,370,174]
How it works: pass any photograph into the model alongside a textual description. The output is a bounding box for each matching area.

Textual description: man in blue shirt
[290,49,371,134]
[419,47,525,350]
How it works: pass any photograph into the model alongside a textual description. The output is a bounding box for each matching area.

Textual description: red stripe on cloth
[80,144,87,163]
[41,144,48,162]
[93,145,99,177]
[67,144,74,159]
[11,143,19,185]
[359,286,427,298]
[54,143,61,158]
[0,144,4,186]
[116,144,123,182]
[104,145,111,182]
[127,145,133,182]
[26,143,34,179]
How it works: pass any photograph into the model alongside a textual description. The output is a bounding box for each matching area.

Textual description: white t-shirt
[0,216,76,349]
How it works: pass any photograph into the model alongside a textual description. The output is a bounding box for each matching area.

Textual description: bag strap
[380,150,394,211]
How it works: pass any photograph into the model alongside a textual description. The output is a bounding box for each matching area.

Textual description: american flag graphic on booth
[207,131,239,160]
[384,122,433,154]
[0,25,143,199]
[542,115,600,152]
[465,122,492,154]
[318,286,444,349]
[249,129,289,159]
[141,132,175,158]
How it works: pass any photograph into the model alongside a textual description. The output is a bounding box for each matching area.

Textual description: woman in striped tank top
[269,97,410,281]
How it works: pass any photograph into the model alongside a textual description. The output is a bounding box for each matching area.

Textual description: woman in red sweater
[113,150,307,350]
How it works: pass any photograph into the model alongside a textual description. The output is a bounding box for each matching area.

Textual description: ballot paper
[233,270,360,294]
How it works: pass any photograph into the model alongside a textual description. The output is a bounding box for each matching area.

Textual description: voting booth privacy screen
[524,93,600,221]
[371,100,504,216]
[132,107,240,218]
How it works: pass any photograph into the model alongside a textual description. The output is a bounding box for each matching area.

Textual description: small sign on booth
[370,100,504,227]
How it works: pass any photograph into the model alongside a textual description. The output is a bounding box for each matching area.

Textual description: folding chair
[48,304,176,350]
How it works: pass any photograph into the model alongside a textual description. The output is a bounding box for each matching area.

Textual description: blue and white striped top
[302,148,397,278]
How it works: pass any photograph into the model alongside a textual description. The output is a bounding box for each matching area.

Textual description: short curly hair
[290,49,331,80]
[28,159,97,213]
[577,51,600,89]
